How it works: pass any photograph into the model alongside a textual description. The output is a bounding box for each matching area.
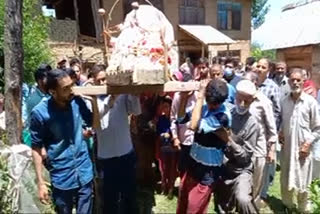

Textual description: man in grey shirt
[215,80,260,214]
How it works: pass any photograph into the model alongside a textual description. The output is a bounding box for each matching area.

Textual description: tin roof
[179,25,235,45]
[252,0,320,50]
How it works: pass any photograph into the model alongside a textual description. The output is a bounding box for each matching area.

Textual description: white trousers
[252,157,266,201]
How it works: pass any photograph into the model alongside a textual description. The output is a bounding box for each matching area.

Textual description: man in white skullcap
[243,72,278,209]
[214,80,260,214]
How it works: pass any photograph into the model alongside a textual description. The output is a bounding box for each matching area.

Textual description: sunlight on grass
[153,171,283,213]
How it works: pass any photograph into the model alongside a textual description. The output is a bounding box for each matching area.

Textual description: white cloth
[252,157,266,201]
[0,111,5,130]
[280,92,320,194]
[249,92,278,157]
[92,95,141,159]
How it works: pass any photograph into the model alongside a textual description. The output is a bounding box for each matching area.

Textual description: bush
[0,155,12,213]
[0,0,53,93]
[251,42,276,61]
[310,179,320,213]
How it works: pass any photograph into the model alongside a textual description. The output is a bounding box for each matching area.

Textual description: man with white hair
[243,71,278,206]
[215,80,260,214]
[280,68,320,212]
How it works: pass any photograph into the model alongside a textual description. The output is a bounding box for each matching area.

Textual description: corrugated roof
[252,1,320,50]
[179,25,235,45]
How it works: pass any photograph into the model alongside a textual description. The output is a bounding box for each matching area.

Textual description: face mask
[224,67,234,78]
[235,104,249,115]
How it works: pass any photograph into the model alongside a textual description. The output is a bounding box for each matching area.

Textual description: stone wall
[49,42,105,64]
[49,19,77,42]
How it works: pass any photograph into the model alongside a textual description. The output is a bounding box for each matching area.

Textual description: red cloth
[303,80,317,98]
[176,173,213,214]
[158,148,179,193]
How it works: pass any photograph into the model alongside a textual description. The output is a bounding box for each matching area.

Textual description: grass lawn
[153,171,285,213]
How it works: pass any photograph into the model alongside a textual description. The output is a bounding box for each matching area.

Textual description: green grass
[153,171,284,213]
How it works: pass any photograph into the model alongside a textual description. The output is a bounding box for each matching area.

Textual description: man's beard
[291,87,302,94]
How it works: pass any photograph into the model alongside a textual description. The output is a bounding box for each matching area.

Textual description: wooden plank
[72,81,200,95]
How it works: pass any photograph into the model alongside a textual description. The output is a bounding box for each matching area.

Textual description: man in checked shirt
[254,58,281,207]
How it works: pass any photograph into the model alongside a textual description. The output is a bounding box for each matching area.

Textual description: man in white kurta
[280,69,320,212]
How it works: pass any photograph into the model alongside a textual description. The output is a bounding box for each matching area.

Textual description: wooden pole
[4,0,23,145]
[98,8,109,63]
[73,0,80,47]
[201,45,205,58]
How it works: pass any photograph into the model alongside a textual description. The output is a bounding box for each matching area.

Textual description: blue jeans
[52,181,93,214]
[101,151,138,214]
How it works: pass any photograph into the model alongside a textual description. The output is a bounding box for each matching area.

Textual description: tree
[251,43,276,61]
[0,0,52,93]
[4,0,23,146]
[251,0,270,29]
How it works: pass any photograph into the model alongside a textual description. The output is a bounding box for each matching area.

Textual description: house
[252,0,320,87]
[43,0,252,65]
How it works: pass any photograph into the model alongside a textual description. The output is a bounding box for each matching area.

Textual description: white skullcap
[236,80,257,96]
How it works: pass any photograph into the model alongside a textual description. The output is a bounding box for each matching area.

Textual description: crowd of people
[1,55,320,214]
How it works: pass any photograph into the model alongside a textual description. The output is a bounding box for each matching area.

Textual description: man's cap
[236,80,257,96]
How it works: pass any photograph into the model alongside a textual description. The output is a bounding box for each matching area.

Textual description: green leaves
[250,43,276,61]
[251,0,270,29]
[310,179,320,212]
[0,0,53,92]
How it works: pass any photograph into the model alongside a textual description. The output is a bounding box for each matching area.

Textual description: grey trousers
[214,172,258,214]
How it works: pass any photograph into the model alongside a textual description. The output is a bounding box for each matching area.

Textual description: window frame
[217,1,242,31]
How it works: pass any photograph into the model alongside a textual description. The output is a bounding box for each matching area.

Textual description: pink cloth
[170,92,197,146]
[173,71,184,81]
[303,80,317,98]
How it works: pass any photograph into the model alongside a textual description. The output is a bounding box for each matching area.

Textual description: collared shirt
[281,92,320,192]
[223,109,259,177]
[191,104,231,164]
[249,92,278,157]
[26,86,49,123]
[273,76,291,99]
[227,83,236,104]
[170,92,197,146]
[229,75,242,89]
[94,95,141,159]
[260,78,281,130]
[178,102,231,185]
[30,97,93,190]
[22,83,30,123]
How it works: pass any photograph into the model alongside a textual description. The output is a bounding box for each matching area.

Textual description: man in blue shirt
[30,69,98,214]
[208,64,236,104]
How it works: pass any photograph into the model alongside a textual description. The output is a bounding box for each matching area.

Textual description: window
[179,0,205,25]
[218,50,241,58]
[217,1,241,30]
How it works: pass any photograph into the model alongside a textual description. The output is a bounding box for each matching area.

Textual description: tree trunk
[4,0,23,145]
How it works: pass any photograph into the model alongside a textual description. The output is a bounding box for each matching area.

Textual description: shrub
[0,0,53,93]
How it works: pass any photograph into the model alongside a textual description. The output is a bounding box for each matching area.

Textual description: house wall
[102,0,251,63]
[312,45,320,89]
[276,44,320,89]
[50,0,251,63]
[49,19,77,42]
[276,46,313,70]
